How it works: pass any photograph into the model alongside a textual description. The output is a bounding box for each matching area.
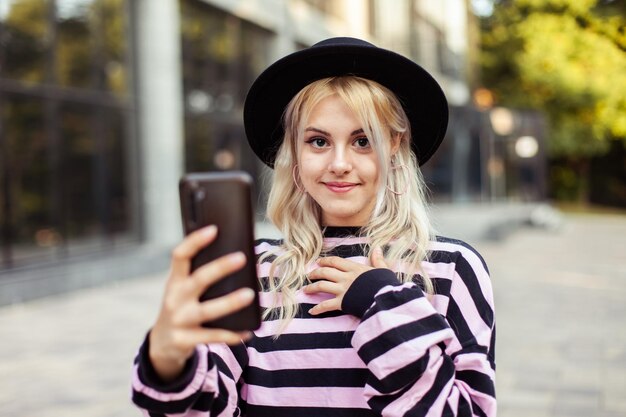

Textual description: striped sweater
[132,227,496,416]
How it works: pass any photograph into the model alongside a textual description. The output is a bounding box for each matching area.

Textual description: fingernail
[230,251,246,264]
[239,288,255,301]
[203,225,217,236]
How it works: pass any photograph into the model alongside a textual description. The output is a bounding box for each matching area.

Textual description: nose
[328,149,352,175]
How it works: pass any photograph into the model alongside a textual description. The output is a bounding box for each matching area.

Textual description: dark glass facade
[180,0,272,188]
[421,106,486,201]
[0,0,137,270]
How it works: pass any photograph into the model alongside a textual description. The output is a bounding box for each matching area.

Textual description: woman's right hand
[148,225,256,382]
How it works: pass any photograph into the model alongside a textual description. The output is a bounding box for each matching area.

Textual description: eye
[354,137,370,148]
[306,137,329,148]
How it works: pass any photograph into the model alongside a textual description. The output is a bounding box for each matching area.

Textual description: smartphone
[179,171,261,331]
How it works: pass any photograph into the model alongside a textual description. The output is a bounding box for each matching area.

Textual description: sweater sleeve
[342,253,496,416]
[131,332,249,416]
[130,238,274,416]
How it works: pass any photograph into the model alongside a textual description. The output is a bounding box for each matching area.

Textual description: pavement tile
[498,388,555,409]
[604,395,626,414]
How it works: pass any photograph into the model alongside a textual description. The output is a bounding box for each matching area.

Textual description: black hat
[244,37,449,168]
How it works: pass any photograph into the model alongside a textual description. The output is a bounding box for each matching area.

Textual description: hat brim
[244,40,449,168]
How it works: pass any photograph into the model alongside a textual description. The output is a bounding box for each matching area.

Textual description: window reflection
[0,0,135,270]
[0,0,48,83]
[100,0,128,94]
[57,0,95,88]
[60,103,100,243]
[0,95,57,266]
[180,0,272,195]
[58,103,129,248]
[0,0,129,92]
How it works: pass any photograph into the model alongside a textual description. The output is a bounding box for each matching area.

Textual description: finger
[308,266,348,283]
[191,251,247,296]
[194,287,256,325]
[309,299,341,315]
[170,225,218,279]
[370,247,389,269]
[316,256,359,272]
[302,280,342,295]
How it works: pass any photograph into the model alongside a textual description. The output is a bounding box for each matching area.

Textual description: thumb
[370,247,388,269]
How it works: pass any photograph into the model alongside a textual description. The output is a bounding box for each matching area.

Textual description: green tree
[479,0,626,202]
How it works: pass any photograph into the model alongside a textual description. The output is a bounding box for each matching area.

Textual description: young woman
[132,37,496,417]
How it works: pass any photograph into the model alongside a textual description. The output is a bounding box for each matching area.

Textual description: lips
[324,181,358,193]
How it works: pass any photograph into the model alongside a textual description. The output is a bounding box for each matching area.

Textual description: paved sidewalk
[482,212,626,417]
[0,208,624,416]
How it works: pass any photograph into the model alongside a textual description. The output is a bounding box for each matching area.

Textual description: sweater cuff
[137,331,201,393]
[342,268,400,318]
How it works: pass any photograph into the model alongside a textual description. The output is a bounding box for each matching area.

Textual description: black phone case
[179,171,261,331]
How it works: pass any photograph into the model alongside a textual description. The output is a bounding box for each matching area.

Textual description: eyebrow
[304,127,365,136]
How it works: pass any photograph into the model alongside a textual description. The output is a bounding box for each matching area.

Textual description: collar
[322,226,364,238]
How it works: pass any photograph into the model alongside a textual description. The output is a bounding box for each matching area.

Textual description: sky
[471,0,495,17]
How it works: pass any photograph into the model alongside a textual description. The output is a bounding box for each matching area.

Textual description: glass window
[0,0,49,83]
[100,0,129,95]
[0,0,136,271]
[179,0,272,195]
[239,21,271,103]
[0,95,57,266]
[56,0,95,88]
[59,103,101,246]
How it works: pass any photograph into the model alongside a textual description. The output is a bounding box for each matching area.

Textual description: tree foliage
[480,0,626,157]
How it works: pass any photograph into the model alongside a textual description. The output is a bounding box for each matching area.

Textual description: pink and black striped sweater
[132,226,496,416]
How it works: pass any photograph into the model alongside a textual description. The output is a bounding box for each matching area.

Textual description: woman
[132,37,496,416]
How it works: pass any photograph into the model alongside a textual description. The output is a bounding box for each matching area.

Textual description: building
[0,0,491,304]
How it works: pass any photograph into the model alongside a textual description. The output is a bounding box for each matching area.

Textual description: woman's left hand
[304,247,389,315]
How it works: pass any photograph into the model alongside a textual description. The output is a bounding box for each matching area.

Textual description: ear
[390,133,402,157]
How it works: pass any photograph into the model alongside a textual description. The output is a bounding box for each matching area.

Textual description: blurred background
[0,0,624,416]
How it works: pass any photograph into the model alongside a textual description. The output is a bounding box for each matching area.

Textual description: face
[298,94,381,226]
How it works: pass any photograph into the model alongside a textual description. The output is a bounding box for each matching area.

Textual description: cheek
[299,155,324,180]
[298,166,317,191]
[363,158,381,184]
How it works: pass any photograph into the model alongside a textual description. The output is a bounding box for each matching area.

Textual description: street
[0,212,624,417]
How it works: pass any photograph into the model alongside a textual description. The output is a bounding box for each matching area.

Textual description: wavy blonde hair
[261,76,435,332]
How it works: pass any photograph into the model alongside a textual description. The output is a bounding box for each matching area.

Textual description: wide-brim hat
[244,37,448,168]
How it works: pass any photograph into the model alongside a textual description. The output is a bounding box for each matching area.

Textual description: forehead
[305,95,361,127]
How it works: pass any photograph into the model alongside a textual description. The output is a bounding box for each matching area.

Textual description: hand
[149,225,255,381]
[303,247,389,315]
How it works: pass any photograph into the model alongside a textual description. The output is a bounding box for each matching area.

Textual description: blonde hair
[261,76,435,332]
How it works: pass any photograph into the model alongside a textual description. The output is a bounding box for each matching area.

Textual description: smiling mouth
[323,182,358,193]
